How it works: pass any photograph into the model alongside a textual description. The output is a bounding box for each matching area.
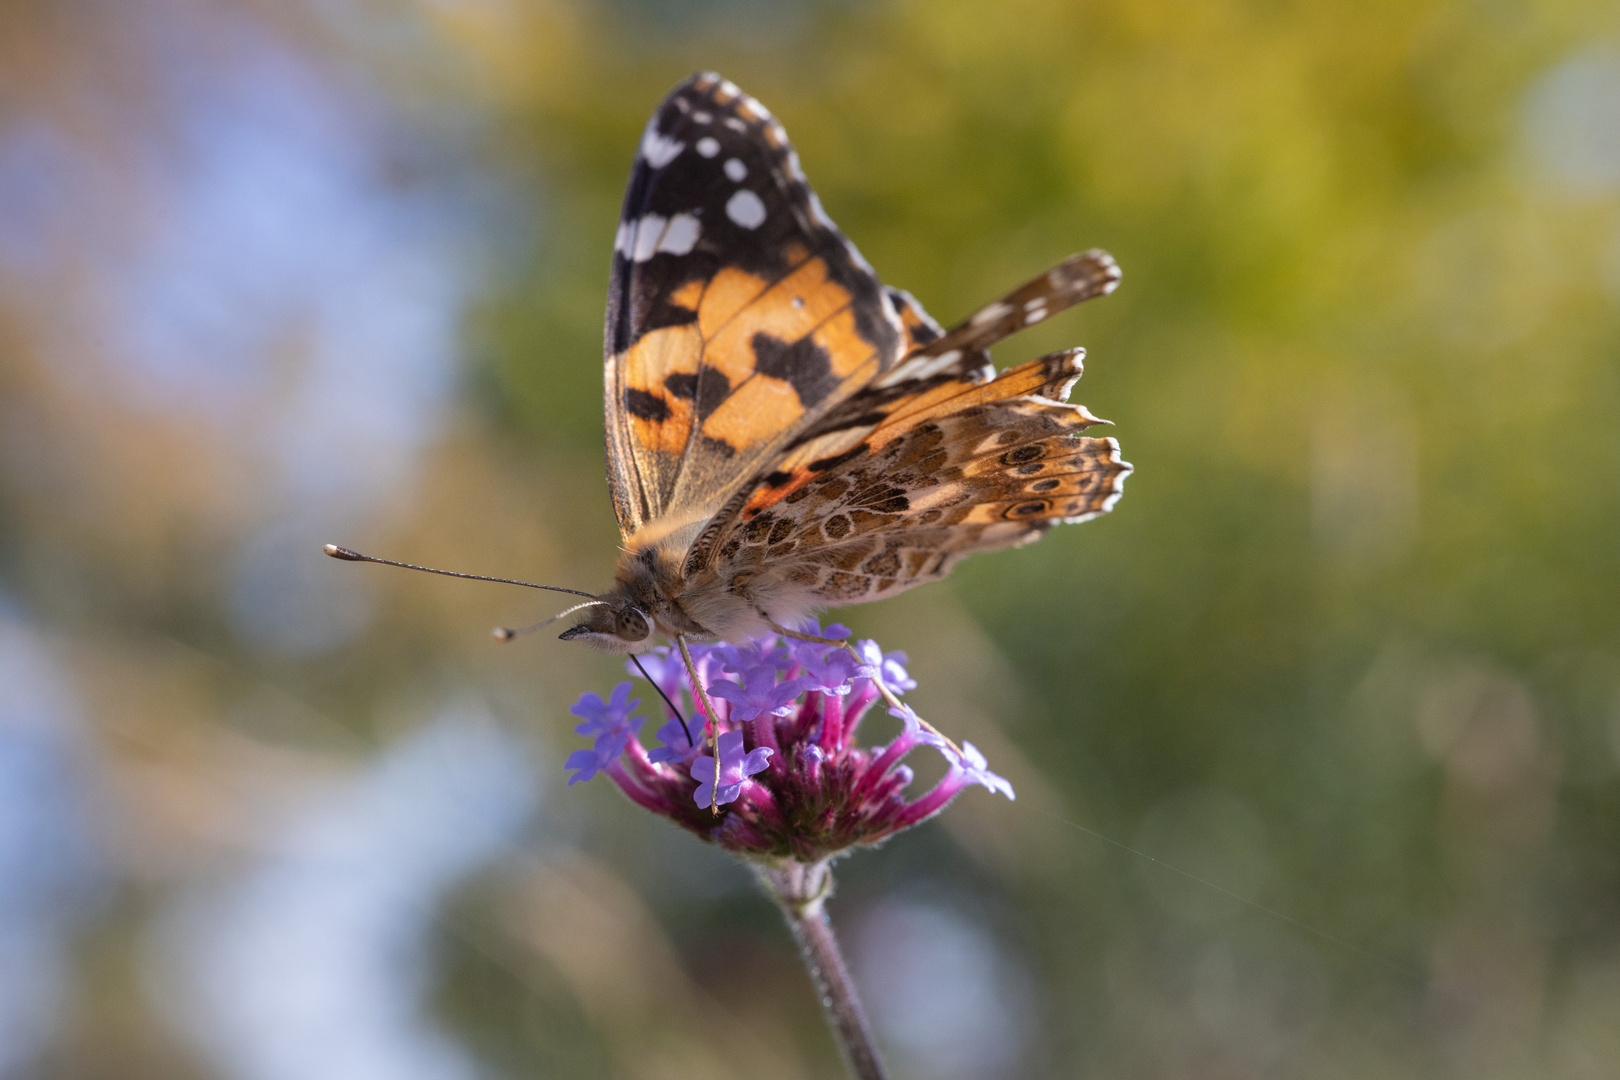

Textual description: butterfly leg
[775,626,848,647]
[676,635,724,814]
[769,620,965,757]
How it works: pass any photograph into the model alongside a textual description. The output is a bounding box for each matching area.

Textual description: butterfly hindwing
[683,348,1131,603]
[783,417,1129,606]
[604,73,905,538]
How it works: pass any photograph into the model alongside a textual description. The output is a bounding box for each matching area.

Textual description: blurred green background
[2,1,1618,1077]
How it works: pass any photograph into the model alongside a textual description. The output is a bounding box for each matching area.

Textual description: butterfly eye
[616,608,651,642]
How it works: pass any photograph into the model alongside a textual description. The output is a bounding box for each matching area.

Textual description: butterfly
[558,73,1131,654]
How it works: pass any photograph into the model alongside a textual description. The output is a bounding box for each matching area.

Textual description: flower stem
[756,861,888,1080]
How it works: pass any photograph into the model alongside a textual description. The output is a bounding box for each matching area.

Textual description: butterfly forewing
[918,249,1120,361]
[604,72,906,538]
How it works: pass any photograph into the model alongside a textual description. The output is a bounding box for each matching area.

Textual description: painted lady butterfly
[558,73,1132,653]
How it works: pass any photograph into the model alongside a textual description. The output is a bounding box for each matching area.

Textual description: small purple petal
[566,683,645,784]
[709,676,807,724]
[705,680,750,716]
[566,741,622,785]
[956,740,1016,800]
[798,647,862,696]
[882,654,917,693]
[564,748,599,781]
[858,641,917,694]
[855,640,882,678]
[647,716,696,763]
[889,704,951,752]
[691,730,775,807]
[570,682,643,738]
[786,619,851,671]
[714,639,793,681]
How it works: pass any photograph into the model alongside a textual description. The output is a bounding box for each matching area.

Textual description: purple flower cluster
[564,623,1014,860]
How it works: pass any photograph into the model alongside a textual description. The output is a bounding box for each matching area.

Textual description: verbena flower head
[565,627,1014,861]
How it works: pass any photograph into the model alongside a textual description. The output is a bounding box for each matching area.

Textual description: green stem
[755,860,889,1080]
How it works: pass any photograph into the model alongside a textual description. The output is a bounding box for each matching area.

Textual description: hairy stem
[755,860,888,1080]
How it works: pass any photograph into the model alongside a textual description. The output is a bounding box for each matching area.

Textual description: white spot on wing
[631,214,667,262]
[726,189,767,230]
[693,110,712,124]
[697,137,720,158]
[1025,304,1047,323]
[908,485,965,511]
[803,190,879,276]
[970,301,1013,326]
[614,220,633,255]
[640,125,685,168]
[658,213,701,256]
[724,158,748,181]
[873,349,965,388]
[807,191,835,229]
[725,118,747,132]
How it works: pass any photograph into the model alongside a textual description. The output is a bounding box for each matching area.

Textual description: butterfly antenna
[631,653,695,746]
[492,600,609,642]
[322,544,600,600]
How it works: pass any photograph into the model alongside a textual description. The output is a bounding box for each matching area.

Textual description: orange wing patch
[663,258,894,514]
[619,324,701,455]
[610,253,900,534]
[700,255,855,398]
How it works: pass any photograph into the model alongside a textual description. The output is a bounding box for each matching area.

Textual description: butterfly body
[563,73,1131,652]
